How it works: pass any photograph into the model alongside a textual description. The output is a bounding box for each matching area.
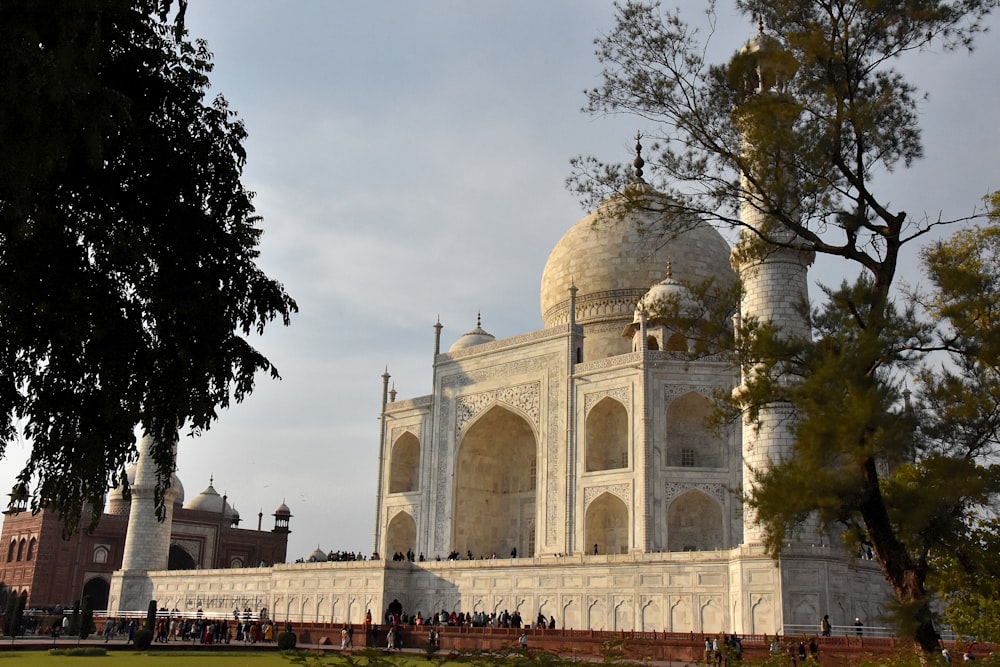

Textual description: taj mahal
[106,33,892,634]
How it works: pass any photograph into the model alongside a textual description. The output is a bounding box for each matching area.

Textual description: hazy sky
[2,1,997,562]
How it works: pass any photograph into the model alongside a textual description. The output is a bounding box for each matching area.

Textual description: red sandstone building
[0,474,290,611]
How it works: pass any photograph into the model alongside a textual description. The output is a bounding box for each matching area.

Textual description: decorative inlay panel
[584,483,631,508]
[575,352,643,373]
[665,482,728,505]
[390,425,419,444]
[584,387,631,414]
[386,506,415,522]
[662,384,717,401]
[455,382,540,439]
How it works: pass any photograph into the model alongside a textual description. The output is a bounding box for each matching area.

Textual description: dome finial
[666,258,673,279]
[477,310,482,328]
[632,131,645,183]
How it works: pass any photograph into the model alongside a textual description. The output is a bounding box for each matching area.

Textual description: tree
[919,205,1000,643]
[573,0,998,659]
[11,591,26,637]
[1,589,15,636]
[80,594,94,639]
[0,1,297,528]
[69,602,81,637]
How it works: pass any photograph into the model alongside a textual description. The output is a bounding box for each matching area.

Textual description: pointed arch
[586,397,629,471]
[588,598,607,630]
[701,598,723,634]
[585,492,629,555]
[386,511,416,557]
[389,432,420,493]
[26,537,36,561]
[82,577,110,611]
[667,490,724,551]
[751,596,777,635]
[666,392,723,468]
[168,543,197,570]
[641,600,662,631]
[453,405,537,558]
[670,598,692,632]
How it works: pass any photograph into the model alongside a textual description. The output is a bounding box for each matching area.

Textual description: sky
[2,1,998,562]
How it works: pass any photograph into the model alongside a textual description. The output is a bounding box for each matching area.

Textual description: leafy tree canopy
[0,1,297,529]
[574,0,998,657]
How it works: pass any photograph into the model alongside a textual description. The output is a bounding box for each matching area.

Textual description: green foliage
[0,0,297,528]
[133,628,153,650]
[277,631,298,650]
[1,589,15,635]
[574,0,999,659]
[48,647,108,656]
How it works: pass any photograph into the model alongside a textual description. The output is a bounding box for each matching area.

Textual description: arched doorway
[666,392,723,468]
[585,397,629,471]
[168,544,197,570]
[389,432,420,493]
[82,577,110,611]
[667,490,724,551]
[585,492,629,555]
[453,406,536,557]
[386,511,416,557]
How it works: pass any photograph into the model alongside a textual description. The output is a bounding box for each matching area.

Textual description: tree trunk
[860,457,939,663]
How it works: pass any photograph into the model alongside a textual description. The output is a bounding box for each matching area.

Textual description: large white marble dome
[540,184,735,331]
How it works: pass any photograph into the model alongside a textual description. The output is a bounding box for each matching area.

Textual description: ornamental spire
[632,131,645,182]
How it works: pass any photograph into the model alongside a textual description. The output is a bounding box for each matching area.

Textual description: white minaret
[730,28,814,545]
[120,434,180,570]
[109,434,179,613]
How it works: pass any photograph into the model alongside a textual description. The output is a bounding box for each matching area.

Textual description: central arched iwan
[453,405,536,558]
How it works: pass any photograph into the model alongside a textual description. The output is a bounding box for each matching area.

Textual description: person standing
[821,614,831,637]
[520,631,528,650]
[854,618,863,637]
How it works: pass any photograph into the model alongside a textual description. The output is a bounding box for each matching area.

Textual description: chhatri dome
[540,135,734,358]
[184,477,239,520]
[633,260,700,322]
[448,312,496,352]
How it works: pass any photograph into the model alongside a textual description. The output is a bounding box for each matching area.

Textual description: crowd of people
[296,550,369,563]
[87,613,286,645]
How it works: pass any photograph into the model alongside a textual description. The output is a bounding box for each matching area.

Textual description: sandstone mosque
[97,31,891,633]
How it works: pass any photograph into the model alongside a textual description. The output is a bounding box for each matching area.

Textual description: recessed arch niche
[389,432,420,493]
[667,489,724,551]
[386,511,416,557]
[452,405,536,558]
[666,392,723,468]
[586,397,629,471]
[168,544,197,570]
[585,492,629,555]
[82,577,110,610]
